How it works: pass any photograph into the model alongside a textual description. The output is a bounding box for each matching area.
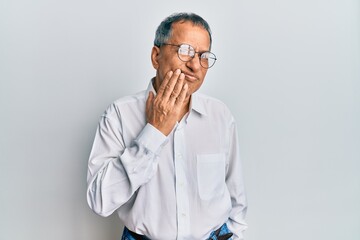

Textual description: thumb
[146,91,154,110]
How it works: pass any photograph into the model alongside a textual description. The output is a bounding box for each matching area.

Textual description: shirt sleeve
[225,119,248,239]
[86,108,167,217]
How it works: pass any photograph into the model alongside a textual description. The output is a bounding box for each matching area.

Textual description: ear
[151,46,160,70]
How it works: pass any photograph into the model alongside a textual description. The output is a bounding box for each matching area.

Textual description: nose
[185,54,202,72]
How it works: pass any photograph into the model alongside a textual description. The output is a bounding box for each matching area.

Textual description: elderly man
[87,12,247,239]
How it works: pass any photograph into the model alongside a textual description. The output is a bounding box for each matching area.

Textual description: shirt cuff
[135,123,168,154]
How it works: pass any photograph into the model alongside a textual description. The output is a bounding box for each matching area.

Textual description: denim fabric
[121,223,232,240]
[121,227,150,240]
[207,223,232,240]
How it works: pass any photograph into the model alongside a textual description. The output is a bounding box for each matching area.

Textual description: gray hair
[154,12,212,49]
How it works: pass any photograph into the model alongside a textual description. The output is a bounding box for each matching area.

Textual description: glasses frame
[161,43,217,69]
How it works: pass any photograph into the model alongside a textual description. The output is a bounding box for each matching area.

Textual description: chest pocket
[197,153,226,200]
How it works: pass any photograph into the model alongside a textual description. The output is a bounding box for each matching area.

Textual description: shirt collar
[146,78,157,97]
[189,93,207,116]
[146,78,208,117]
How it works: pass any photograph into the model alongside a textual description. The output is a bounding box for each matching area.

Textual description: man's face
[151,21,211,96]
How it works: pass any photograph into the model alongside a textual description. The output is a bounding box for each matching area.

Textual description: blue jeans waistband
[121,223,233,240]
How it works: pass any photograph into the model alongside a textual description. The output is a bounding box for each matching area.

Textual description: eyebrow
[174,43,211,53]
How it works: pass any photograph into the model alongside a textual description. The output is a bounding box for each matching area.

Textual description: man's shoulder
[102,90,147,118]
[112,90,147,106]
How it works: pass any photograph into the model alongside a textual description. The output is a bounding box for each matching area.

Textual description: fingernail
[175,69,181,74]
[180,73,185,79]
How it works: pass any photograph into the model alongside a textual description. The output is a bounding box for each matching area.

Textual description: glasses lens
[200,52,216,68]
[176,44,217,68]
[178,44,194,62]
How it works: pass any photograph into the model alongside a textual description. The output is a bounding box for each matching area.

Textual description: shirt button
[181,213,186,217]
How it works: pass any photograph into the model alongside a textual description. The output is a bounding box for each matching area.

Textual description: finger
[168,73,185,104]
[157,71,173,97]
[146,91,155,120]
[174,82,188,105]
[162,69,181,100]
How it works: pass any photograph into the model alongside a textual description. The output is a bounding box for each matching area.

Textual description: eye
[200,52,210,59]
[179,47,190,55]
[179,44,195,56]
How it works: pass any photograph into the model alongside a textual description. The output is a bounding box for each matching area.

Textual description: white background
[1,0,359,239]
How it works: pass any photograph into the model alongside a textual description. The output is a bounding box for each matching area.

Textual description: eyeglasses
[161,43,217,69]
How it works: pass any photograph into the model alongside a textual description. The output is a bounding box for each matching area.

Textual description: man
[87,12,247,239]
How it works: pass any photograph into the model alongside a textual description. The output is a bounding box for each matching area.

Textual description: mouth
[182,72,198,82]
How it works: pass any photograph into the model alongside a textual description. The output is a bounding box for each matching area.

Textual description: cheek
[159,54,183,71]
[158,67,171,83]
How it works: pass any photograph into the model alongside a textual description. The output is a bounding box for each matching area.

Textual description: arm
[86,112,167,217]
[225,120,248,239]
[86,69,188,217]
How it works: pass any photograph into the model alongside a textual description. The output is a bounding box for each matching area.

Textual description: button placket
[174,123,190,238]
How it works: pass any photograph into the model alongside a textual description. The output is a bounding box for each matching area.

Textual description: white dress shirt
[87,80,247,239]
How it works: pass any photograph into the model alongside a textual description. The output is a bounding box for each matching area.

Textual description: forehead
[170,21,210,51]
